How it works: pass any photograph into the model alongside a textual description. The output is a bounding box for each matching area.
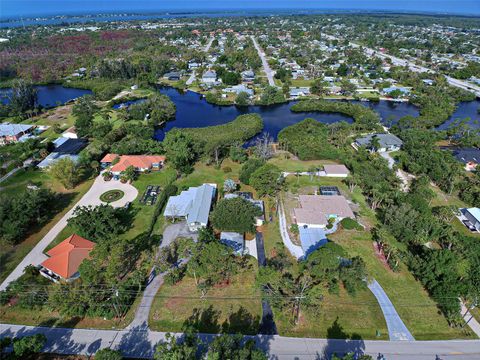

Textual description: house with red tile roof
[39,234,95,283]
[100,153,166,176]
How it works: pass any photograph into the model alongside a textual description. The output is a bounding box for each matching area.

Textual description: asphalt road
[321,33,480,97]
[0,175,138,291]
[2,324,480,359]
[250,35,276,87]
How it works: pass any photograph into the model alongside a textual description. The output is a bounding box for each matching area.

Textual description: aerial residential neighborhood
[0,1,480,359]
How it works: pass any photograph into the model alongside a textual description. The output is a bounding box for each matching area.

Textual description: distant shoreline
[2,9,479,25]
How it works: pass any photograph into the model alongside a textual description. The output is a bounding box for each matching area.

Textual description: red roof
[41,234,95,279]
[100,153,119,163]
[101,153,166,172]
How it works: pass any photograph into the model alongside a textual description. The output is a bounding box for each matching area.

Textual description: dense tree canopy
[278,118,341,160]
[211,197,262,234]
[0,189,56,244]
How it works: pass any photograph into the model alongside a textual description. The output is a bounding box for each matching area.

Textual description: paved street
[1,323,480,359]
[185,36,214,85]
[321,33,480,97]
[0,175,138,291]
[250,35,276,87]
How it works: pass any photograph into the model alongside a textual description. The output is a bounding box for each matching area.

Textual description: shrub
[95,348,123,360]
[340,218,363,231]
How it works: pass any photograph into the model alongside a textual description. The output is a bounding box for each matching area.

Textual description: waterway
[0,85,92,108]
[153,87,421,140]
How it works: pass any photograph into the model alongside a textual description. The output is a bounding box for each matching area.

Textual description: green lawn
[429,185,480,239]
[274,286,388,340]
[0,171,94,283]
[329,228,476,340]
[149,258,262,334]
[260,213,387,339]
[267,156,339,172]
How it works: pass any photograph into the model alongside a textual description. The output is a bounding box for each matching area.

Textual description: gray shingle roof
[355,133,403,148]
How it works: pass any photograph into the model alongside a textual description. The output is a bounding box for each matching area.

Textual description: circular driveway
[0,175,138,291]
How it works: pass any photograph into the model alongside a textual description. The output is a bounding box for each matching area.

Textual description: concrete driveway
[368,280,415,341]
[127,222,196,329]
[0,175,138,291]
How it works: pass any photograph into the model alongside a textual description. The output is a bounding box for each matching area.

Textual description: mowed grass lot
[263,159,474,339]
[149,258,262,334]
[329,228,475,340]
[0,169,94,283]
[0,286,138,330]
[261,202,387,339]
[274,286,388,340]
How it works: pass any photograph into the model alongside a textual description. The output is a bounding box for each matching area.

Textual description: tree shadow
[117,323,154,359]
[37,316,82,329]
[182,305,222,334]
[221,306,260,335]
[0,325,87,356]
[319,317,366,360]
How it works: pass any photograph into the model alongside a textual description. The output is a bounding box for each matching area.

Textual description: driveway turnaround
[0,176,138,291]
[368,280,415,341]
[1,323,480,359]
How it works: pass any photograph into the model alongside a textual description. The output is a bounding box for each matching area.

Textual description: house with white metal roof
[0,123,34,145]
[164,184,217,232]
[464,208,480,232]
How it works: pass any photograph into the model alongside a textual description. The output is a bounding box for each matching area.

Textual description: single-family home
[163,71,181,81]
[39,234,95,283]
[223,84,254,97]
[100,154,166,176]
[293,195,355,229]
[224,192,265,226]
[188,61,200,70]
[241,70,255,83]
[451,148,480,172]
[37,138,88,168]
[202,70,217,84]
[354,133,403,153]
[289,87,311,99]
[220,232,245,255]
[323,164,350,178]
[382,86,410,97]
[62,126,78,139]
[164,183,217,232]
[464,208,480,232]
[0,123,34,145]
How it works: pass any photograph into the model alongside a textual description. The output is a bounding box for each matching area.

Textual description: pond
[153,87,421,141]
[0,85,92,108]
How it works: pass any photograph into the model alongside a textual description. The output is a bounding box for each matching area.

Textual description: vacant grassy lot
[329,228,476,340]
[0,170,94,283]
[274,286,388,340]
[0,292,138,330]
[149,258,262,334]
[268,156,338,172]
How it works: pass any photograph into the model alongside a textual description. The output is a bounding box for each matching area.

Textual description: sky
[1,0,480,18]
